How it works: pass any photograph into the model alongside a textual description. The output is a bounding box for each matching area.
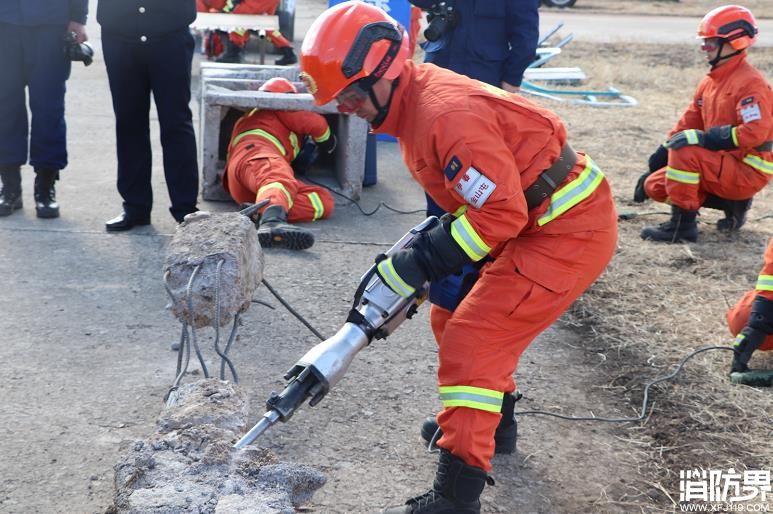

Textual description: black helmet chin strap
[369,77,399,129]
[709,38,742,68]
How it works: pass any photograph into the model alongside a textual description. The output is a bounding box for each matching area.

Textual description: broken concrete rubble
[108,379,326,513]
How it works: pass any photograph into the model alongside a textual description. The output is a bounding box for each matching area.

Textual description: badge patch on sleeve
[453,166,496,208]
[444,156,463,181]
[741,101,762,123]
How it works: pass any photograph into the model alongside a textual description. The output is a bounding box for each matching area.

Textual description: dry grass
[550,0,773,19]
[529,41,773,510]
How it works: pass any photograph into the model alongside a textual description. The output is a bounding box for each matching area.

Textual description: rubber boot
[382,450,488,514]
[257,204,314,250]
[34,168,60,219]
[274,46,298,66]
[421,392,519,454]
[0,166,23,217]
[640,205,698,243]
[702,195,752,232]
[216,37,243,63]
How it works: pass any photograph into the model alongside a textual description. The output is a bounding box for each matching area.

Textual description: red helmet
[299,1,410,106]
[698,5,758,51]
[259,77,298,93]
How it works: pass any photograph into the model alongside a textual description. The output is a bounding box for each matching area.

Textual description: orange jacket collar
[709,51,746,80]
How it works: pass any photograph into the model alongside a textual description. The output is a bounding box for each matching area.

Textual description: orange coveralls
[374,61,618,471]
[196,0,292,51]
[223,109,334,223]
[644,53,773,211]
[726,237,773,352]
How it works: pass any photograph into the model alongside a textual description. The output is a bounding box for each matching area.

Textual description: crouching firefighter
[300,2,619,512]
[726,236,773,374]
[222,77,336,250]
[634,5,773,243]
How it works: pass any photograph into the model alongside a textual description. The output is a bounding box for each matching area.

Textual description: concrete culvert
[107,379,326,513]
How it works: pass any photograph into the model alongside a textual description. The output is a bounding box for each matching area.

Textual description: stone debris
[108,379,326,513]
[164,212,264,328]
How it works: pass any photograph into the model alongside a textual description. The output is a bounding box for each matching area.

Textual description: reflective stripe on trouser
[725,290,773,352]
[223,155,334,221]
[537,156,605,226]
[430,219,618,471]
[644,146,772,211]
[267,30,292,48]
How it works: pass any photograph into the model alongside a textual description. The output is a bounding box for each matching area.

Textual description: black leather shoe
[105,212,151,232]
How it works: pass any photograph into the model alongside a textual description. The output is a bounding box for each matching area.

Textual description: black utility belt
[523,143,577,210]
[756,141,773,152]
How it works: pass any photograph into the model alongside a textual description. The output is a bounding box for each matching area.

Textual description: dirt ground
[2,16,773,514]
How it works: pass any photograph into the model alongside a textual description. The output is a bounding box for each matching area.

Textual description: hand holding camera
[64,23,94,67]
[424,1,458,42]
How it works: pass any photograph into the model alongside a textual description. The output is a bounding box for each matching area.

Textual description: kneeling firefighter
[299,2,619,512]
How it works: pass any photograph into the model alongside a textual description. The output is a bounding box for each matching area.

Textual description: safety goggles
[335,82,371,114]
[700,38,721,52]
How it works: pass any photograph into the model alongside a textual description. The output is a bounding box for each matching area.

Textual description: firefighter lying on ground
[726,236,773,373]
[300,3,618,512]
[222,77,336,250]
[633,5,773,243]
[196,0,298,65]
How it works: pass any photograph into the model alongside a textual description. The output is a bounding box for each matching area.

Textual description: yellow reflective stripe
[271,30,281,38]
[439,385,504,413]
[452,205,467,218]
[313,126,331,143]
[685,129,700,145]
[755,274,773,292]
[289,132,300,160]
[744,154,773,175]
[258,182,293,209]
[665,166,700,185]
[308,192,324,220]
[232,129,286,156]
[450,214,491,261]
[538,157,605,226]
[377,258,415,298]
[734,333,745,347]
[731,126,739,147]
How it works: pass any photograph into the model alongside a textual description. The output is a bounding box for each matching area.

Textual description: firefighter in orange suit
[726,237,773,373]
[300,3,618,512]
[635,5,773,243]
[223,77,336,250]
[197,0,298,65]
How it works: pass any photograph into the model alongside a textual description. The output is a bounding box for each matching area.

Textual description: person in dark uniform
[0,0,88,219]
[98,0,200,231]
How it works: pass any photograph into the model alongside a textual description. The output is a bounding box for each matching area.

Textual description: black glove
[703,125,737,151]
[633,171,653,203]
[666,129,705,150]
[317,133,337,155]
[731,326,767,373]
[648,143,668,172]
[375,220,473,298]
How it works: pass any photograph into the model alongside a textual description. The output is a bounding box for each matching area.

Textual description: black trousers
[102,29,198,221]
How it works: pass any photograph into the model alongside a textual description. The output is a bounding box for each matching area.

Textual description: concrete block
[108,379,326,513]
[163,212,263,329]
[198,63,368,202]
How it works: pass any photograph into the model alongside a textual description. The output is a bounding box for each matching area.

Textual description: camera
[63,32,94,66]
[424,1,458,42]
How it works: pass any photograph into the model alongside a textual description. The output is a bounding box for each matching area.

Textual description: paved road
[541,12,773,47]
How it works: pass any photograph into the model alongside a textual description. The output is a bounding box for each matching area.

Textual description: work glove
[648,143,669,172]
[633,171,653,203]
[375,219,473,298]
[666,129,705,150]
[731,326,767,373]
[316,133,337,155]
[703,125,737,151]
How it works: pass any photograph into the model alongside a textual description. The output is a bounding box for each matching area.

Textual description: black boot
[0,166,23,217]
[421,392,519,454]
[216,37,243,63]
[257,204,314,250]
[382,450,489,514]
[34,168,60,219]
[640,205,698,243]
[702,195,752,232]
[274,46,298,66]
